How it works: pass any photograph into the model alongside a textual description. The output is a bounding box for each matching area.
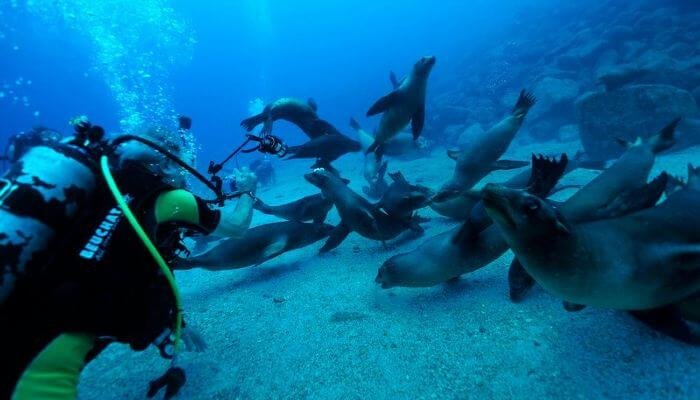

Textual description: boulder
[576,84,699,159]
[558,124,580,142]
[533,77,581,106]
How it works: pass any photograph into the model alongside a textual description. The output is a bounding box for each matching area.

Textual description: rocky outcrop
[427,1,700,151]
[576,84,699,159]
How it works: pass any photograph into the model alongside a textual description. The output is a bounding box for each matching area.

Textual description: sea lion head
[413,55,436,77]
[304,168,349,189]
[375,255,410,289]
[304,168,334,188]
[482,183,571,244]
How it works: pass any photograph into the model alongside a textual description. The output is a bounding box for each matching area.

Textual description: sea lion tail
[512,89,537,117]
[241,113,266,132]
[650,117,681,154]
[349,117,362,131]
[365,140,381,155]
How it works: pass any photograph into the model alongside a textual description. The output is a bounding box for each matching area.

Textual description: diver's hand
[234,168,258,195]
[181,326,207,352]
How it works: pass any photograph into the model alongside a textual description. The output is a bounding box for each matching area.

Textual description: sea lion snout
[421,55,436,66]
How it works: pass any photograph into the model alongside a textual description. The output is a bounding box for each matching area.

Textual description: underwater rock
[693,86,700,105]
[533,77,580,106]
[576,84,699,159]
[557,38,609,69]
[558,124,580,142]
[597,63,650,91]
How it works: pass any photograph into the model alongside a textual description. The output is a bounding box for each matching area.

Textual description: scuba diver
[0,115,276,399]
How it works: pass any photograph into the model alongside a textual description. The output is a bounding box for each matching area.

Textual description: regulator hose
[99,155,183,355]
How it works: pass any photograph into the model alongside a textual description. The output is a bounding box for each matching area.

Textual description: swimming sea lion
[286,133,361,163]
[304,168,418,253]
[560,118,679,222]
[482,182,700,343]
[240,97,342,138]
[176,221,334,270]
[253,193,333,224]
[365,56,436,154]
[376,154,567,289]
[350,118,428,159]
[429,90,536,218]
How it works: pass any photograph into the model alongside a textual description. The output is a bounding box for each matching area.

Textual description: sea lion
[482,182,700,343]
[285,133,361,163]
[176,221,334,270]
[350,118,428,159]
[377,171,433,220]
[376,154,567,289]
[240,97,342,138]
[442,90,535,187]
[253,193,333,224]
[304,168,418,253]
[361,152,389,199]
[429,90,536,219]
[560,118,679,222]
[365,56,436,154]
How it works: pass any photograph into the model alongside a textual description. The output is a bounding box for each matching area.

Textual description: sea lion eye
[523,199,540,213]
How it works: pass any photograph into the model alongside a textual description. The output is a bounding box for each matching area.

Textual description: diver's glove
[147,367,186,399]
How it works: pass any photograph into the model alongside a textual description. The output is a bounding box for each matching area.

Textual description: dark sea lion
[285,134,361,162]
[304,168,418,253]
[376,154,567,289]
[240,97,342,138]
[176,222,334,270]
[365,56,436,154]
[377,171,433,220]
[483,183,700,343]
[253,193,333,224]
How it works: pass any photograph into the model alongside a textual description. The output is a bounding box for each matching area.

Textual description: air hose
[99,155,183,355]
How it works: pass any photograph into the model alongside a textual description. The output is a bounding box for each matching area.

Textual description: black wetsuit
[0,163,220,398]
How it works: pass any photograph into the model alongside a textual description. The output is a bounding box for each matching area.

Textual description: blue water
[2,1,700,398]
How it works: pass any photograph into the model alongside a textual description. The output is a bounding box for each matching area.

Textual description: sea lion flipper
[388,171,407,184]
[307,98,318,112]
[319,224,351,253]
[508,259,536,302]
[590,172,669,220]
[446,148,462,161]
[562,301,586,312]
[629,306,700,345]
[349,117,361,131]
[367,90,402,116]
[491,159,529,171]
[389,71,400,89]
[527,153,569,197]
[411,104,425,139]
[512,89,537,117]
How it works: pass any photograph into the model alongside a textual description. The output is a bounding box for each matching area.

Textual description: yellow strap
[155,189,200,226]
[12,333,96,400]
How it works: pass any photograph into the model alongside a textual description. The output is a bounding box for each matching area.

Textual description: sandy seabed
[80,140,700,399]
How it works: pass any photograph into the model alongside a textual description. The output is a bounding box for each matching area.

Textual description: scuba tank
[0,123,101,305]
